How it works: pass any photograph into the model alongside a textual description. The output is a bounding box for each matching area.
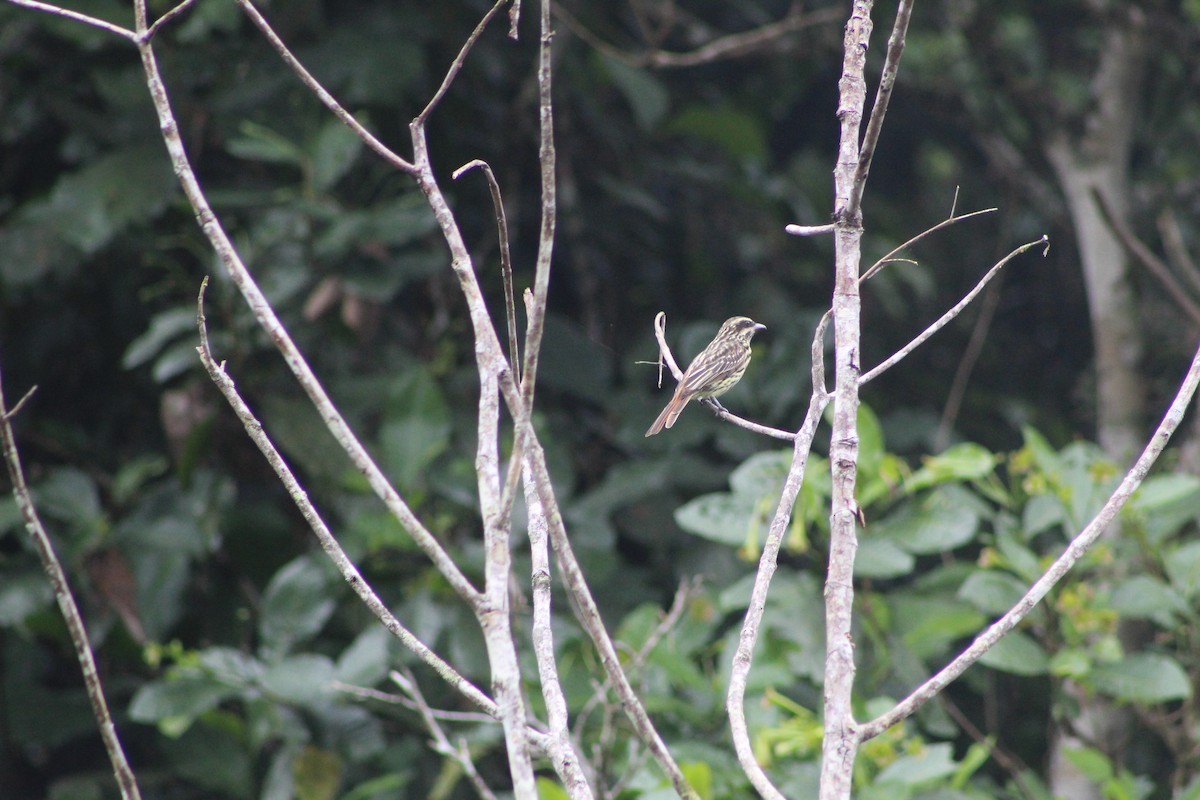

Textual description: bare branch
[132,0,480,604]
[860,236,1048,385]
[194,280,496,714]
[786,223,837,237]
[555,4,842,69]
[1158,209,1200,296]
[517,0,558,413]
[1094,190,1200,327]
[849,0,914,219]
[860,207,997,284]
[416,0,512,125]
[7,0,136,40]
[141,0,199,41]
[233,0,417,174]
[728,312,830,800]
[860,333,1200,739]
[454,160,520,383]
[0,368,142,800]
[392,666,500,800]
[822,2,875,797]
[523,437,698,798]
[524,460,596,799]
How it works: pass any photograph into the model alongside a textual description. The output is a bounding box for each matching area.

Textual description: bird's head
[720,316,766,342]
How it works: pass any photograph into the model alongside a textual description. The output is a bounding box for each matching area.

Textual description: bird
[645,316,765,436]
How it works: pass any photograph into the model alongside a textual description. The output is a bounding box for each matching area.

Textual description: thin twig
[935,276,1005,450]
[727,312,830,800]
[861,331,1200,739]
[193,279,495,713]
[848,0,914,219]
[555,4,842,69]
[332,681,497,724]
[416,0,511,125]
[860,207,997,284]
[141,0,199,41]
[0,368,143,800]
[233,0,417,174]
[1094,190,1200,326]
[2,385,37,419]
[523,458,594,799]
[392,666,500,800]
[508,0,521,39]
[454,159,520,384]
[786,223,836,237]
[1158,209,1200,296]
[860,236,1047,385]
[7,0,136,39]
[134,0,480,604]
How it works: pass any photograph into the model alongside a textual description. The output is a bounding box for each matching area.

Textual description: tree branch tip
[453,159,489,180]
[2,386,39,421]
[786,223,836,236]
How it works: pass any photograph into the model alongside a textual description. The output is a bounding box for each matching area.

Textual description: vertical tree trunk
[1043,16,1148,798]
[1044,16,1148,462]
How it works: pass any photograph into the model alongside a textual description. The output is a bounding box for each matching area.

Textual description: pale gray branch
[860,333,1200,739]
[0,370,142,800]
[860,236,1048,385]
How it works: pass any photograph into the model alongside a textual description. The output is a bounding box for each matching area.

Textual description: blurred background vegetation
[2,1,1199,798]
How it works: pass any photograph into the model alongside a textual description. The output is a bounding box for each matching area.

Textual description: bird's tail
[645,392,690,436]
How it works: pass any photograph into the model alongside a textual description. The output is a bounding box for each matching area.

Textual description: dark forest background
[2,1,1200,798]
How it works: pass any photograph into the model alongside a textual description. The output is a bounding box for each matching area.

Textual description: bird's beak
[753,323,766,333]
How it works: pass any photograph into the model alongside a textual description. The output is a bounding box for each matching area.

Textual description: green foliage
[683,411,1200,795]
[2,0,1199,797]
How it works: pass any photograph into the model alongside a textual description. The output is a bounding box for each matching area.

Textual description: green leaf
[310,118,363,192]
[1090,653,1192,703]
[1062,746,1114,782]
[958,571,1027,615]
[667,104,768,161]
[874,487,981,555]
[598,54,669,130]
[128,672,237,731]
[259,557,338,656]
[379,366,451,493]
[730,450,791,497]
[680,760,713,800]
[537,777,571,800]
[334,627,391,687]
[904,442,997,492]
[1109,575,1188,627]
[674,492,755,546]
[855,537,914,579]
[261,654,336,704]
[856,404,887,478]
[893,597,985,660]
[1021,493,1065,538]
[229,120,306,166]
[875,742,958,786]
[978,631,1049,676]
[1163,540,1200,600]
[0,570,54,626]
[1127,473,1200,512]
[25,146,177,255]
[122,307,197,370]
